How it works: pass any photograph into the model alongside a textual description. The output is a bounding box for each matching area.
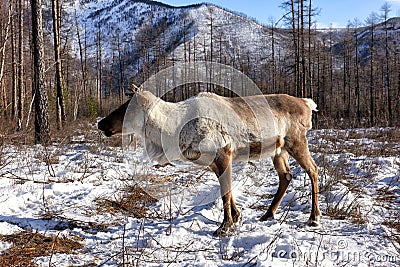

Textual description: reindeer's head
[97,100,130,137]
[97,91,156,137]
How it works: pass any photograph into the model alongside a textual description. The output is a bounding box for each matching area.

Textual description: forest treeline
[0,0,399,144]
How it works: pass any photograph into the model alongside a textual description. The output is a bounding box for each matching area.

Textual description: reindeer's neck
[142,99,187,163]
[146,100,186,135]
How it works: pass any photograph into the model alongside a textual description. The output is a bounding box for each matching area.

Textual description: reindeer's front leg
[210,145,239,237]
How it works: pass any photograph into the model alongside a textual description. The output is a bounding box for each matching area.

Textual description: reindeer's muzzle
[98,119,114,137]
[102,129,114,137]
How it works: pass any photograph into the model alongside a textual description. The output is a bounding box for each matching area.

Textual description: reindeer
[98,90,320,236]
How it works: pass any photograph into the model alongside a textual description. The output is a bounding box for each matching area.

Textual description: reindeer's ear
[136,91,155,107]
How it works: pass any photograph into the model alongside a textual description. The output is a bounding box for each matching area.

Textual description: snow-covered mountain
[44,0,282,83]
[330,17,400,63]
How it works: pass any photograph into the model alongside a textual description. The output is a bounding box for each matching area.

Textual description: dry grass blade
[0,230,84,266]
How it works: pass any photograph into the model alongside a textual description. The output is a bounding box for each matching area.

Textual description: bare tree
[74,10,86,120]
[366,12,378,127]
[31,0,50,144]
[352,19,362,125]
[52,0,66,129]
[96,22,102,112]
[281,0,316,98]
[11,0,17,120]
[17,0,24,130]
[0,1,12,118]
[381,3,392,126]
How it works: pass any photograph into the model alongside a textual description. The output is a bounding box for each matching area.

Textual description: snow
[0,127,399,266]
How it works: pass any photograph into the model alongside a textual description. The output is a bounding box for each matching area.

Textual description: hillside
[44,0,282,83]
[331,17,400,63]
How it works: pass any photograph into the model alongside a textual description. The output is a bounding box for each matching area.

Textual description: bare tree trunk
[0,2,12,119]
[116,31,124,104]
[269,19,276,93]
[328,29,334,117]
[307,0,316,99]
[17,0,24,130]
[75,10,87,109]
[300,0,306,98]
[382,4,392,126]
[369,18,375,127]
[31,0,50,145]
[289,0,299,97]
[96,23,102,113]
[354,27,361,125]
[52,0,66,129]
[11,2,17,119]
[397,54,400,123]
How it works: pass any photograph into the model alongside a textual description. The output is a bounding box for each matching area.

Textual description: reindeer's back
[265,94,316,131]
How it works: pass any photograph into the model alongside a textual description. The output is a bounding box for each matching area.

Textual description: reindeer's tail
[304,98,318,112]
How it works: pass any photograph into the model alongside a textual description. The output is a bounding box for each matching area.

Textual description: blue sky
[161,0,400,28]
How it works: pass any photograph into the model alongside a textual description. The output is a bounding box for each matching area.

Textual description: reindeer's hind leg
[230,196,240,223]
[285,134,321,226]
[210,145,239,236]
[260,149,292,221]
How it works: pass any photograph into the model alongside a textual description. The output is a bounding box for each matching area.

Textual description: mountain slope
[56,0,280,82]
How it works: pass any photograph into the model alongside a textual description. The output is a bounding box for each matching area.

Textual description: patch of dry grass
[325,204,368,224]
[384,220,400,234]
[375,187,398,204]
[383,220,400,244]
[0,230,84,266]
[311,127,400,157]
[96,185,158,218]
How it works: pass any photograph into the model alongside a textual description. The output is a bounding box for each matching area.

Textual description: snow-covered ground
[0,127,399,266]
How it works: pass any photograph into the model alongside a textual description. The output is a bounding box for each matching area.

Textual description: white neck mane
[141,98,189,163]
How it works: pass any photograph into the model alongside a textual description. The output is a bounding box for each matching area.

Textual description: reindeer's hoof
[232,212,241,224]
[260,212,274,222]
[213,222,234,237]
[307,218,320,227]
